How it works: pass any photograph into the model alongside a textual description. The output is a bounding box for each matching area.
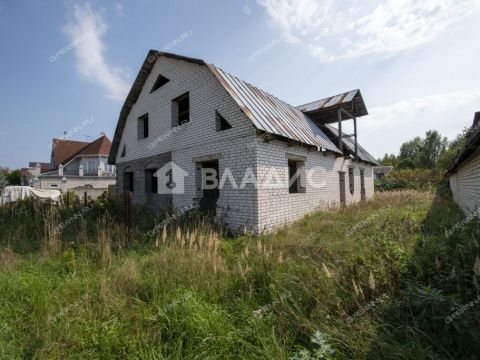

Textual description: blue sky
[1,0,479,169]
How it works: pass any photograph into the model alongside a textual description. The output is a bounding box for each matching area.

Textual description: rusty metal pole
[124,191,132,243]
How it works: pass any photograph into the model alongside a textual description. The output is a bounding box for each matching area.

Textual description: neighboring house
[23,134,116,201]
[373,166,393,179]
[447,112,480,215]
[108,51,379,233]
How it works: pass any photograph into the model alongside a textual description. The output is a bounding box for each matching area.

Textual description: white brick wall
[254,139,374,232]
[35,176,115,193]
[115,56,259,231]
[449,149,480,215]
[115,55,375,233]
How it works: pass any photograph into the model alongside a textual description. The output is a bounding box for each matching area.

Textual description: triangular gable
[109,51,351,163]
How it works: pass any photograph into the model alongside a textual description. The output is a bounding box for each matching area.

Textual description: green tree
[438,127,470,171]
[6,169,21,186]
[418,130,448,172]
[399,136,422,167]
[0,172,7,191]
[379,153,398,166]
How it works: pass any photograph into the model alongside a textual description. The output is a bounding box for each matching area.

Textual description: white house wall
[115,55,259,231]
[115,56,256,164]
[449,150,480,215]
[255,139,374,232]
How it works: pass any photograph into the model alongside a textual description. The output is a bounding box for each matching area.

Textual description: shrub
[375,169,443,192]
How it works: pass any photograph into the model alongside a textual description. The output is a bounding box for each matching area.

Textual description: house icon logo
[154,162,189,194]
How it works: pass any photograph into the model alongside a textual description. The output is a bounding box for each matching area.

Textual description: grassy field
[0,191,479,359]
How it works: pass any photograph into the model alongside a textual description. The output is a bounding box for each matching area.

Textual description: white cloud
[369,88,480,129]
[257,0,480,61]
[64,2,129,101]
[359,88,480,157]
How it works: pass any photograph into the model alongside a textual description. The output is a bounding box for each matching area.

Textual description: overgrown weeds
[0,191,478,359]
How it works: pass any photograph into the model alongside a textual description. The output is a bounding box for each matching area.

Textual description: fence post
[83,192,87,207]
[124,191,133,243]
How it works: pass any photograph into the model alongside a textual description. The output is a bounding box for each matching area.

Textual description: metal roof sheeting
[297,90,358,112]
[208,64,342,154]
[297,90,368,124]
[323,125,379,165]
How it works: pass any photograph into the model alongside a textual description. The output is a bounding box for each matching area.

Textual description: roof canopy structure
[296,90,368,125]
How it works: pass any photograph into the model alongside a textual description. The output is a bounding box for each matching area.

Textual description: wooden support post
[83,192,87,207]
[353,116,358,161]
[337,109,343,152]
[124,191,132,243]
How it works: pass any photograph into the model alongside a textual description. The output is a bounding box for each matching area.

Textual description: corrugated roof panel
[297,90,360,112]
[208,64,342,154]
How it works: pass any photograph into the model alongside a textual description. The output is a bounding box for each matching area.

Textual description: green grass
[0,191,479,359]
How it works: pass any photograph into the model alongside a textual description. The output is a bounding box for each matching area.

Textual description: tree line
[379,127,471,173]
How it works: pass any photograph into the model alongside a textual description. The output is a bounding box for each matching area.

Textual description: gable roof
[61,135,112,167]
[51,139,89,167]
[109,51,377,164]
[447,111,480,174]
[50,135,112,169]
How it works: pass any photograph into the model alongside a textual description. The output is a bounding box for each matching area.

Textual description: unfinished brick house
[108,51,379,233]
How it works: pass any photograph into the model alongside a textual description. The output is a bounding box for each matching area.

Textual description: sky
[0,0,479,169]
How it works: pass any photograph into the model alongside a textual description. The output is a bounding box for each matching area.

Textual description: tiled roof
[51,139,89,167]
[49,135,112,168]
[28,162,54,173]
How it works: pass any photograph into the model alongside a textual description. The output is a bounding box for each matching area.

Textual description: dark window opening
[138,114,149,139]
[120,145,126,157]
[145,168,158,194]
[123,171,134,192]
[172,92,190,126]
[288,159,306,194]
[348,167,354,195]
[150,74,170,93]
[216,110,232,131]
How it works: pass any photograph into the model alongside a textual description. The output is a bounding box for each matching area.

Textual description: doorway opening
[198,160,219,215]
